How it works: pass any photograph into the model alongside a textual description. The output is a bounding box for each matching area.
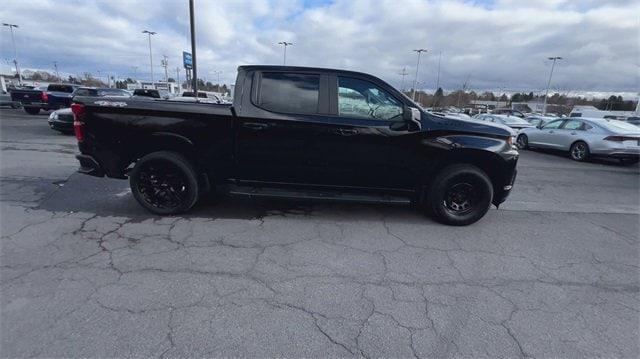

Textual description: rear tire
[425,164,493,226]
[129,151,199,215]
[24,107,40,115]
[570,141,590,162]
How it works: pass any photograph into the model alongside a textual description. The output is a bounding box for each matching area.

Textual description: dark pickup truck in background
[72,65,518,225]
[11,83,79,114]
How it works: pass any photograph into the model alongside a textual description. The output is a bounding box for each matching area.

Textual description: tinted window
[258,72,320,114]
[563,120,583,130]
[73,89,94,96]
[542,120,564,129]
[338,77,402,120]
[97,89,130,97]
[47,84,75,93]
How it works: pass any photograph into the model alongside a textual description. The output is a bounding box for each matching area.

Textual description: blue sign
[183,51,193,69]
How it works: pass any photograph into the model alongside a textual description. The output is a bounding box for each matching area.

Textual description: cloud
[0,0,637,94]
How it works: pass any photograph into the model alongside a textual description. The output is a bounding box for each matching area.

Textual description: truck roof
[237,65,384,81]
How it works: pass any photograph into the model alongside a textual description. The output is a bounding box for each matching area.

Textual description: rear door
[234,71,333,184]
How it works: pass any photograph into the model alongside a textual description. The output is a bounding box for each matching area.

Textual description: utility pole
[412,49,428,101]
[189,0,198,97]
[278,41,293,65]
[142,30,157,83]
[435,51,442,91]
[543,56,562,115]
[161,55,169,84]
[398,67,409,92]
[176,67,181,90]
[53,61,60,82]
[3,23,22,85]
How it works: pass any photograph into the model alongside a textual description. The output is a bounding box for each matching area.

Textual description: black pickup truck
[72,65,518,225]
[11,83,79,114]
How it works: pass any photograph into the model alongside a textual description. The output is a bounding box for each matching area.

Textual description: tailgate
[12,90,43,104]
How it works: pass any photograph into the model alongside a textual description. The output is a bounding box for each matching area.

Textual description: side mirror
[403,106,422,131]
[537,123,544,129]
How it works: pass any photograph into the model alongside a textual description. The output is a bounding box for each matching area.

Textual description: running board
[227,185,412,205]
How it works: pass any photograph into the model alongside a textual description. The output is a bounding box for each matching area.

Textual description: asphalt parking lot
[0,107,638,357]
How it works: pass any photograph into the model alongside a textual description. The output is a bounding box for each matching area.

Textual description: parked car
[73,87,131,98]
[10,83,79,114]
[474,114,534,130]
[72,65,519,226]
[524,115,557,128]
[517,118,640,163]
[181,91,226,103]
[132,89,170,99]
[48,108,74,133]
[0,89,20,108]
[492,108,525,118]
[624,116,640,127]
[47,88,130,134]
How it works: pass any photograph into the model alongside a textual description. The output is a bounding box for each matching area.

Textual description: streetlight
[543,56,562,115]
[278,41,293,65]
[3,23,22,85]
[142,30,157,83]
[412,49,428,101]
[53,61,60,82]
[211,70,222,91]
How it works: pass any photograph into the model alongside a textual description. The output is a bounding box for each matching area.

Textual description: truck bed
[74,96,235,179]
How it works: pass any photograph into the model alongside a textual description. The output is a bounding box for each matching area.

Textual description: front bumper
[48,119,73,132]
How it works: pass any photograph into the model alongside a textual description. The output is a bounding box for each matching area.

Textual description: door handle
[242,122,270,130]
[570,132,577,135]
[548,130,554,133]
[335,128,358,136]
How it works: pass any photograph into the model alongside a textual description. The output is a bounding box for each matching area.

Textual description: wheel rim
[136,160,189,210]
[572,143,586,160]
[516,135,527,149]
[443,182,477,214]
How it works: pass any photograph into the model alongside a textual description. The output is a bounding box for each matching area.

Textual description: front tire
[24,107,40,115]
[516,134,529,150]
[129,151,199,215]
[425,164,494,226]
[570,141,589,162]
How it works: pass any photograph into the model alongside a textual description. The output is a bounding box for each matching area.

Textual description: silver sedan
[516,117,640,163]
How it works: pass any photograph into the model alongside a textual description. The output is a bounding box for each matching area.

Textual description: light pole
[3,23,22,85]
[278,41,293,65]
[543,56,562,115]
[211,70,222,91]
[412,49,428,101]
[161,55,169,84]
[435,51,442,91]
[398,66,409,92]
[142,30,157,83]
[53,61,60,82]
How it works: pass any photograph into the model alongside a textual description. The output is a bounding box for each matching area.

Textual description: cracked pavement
[1,108,639,357]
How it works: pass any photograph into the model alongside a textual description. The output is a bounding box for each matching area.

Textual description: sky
[0,0,638,97]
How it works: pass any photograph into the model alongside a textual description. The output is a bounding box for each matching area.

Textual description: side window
[542,120,564,129]
[258,72,320,114]
[74,89,91,96]
[338,77,402,121]
[563,120,583,130]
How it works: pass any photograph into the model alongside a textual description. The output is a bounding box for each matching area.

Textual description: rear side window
[563,120,583,130]
[258,72,320,114]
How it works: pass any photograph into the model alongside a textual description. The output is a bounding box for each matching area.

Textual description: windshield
[97,89,130,97]
[500,116,530,125]
[597,119,640,133]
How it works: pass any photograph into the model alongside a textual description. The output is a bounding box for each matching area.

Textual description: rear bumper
[76,154,105,177]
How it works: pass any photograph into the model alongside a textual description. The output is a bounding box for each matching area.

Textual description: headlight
[49,112,58,120]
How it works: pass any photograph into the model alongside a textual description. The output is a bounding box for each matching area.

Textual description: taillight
[41,92,48,102]
[604,136,636,142]
[71,103,85,141]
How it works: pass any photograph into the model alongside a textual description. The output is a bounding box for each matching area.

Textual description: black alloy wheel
[516,134,529,150]
[130,151,199,215]
[426,164,494,226]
